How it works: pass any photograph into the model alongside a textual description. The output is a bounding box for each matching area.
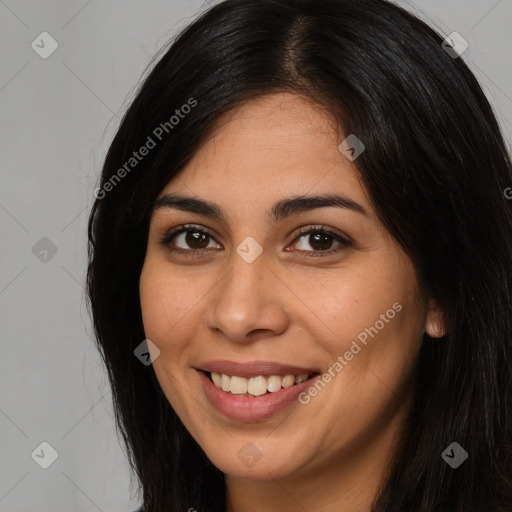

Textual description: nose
[204,250,289,344]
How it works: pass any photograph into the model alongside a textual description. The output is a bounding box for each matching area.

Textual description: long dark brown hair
[86,1,512,510]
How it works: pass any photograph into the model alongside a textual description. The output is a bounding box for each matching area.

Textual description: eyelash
[158,224,351,258]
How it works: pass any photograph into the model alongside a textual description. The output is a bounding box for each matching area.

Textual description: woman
[86,0,512,510]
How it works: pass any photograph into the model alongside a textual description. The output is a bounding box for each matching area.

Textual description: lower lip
[197,370,319,421]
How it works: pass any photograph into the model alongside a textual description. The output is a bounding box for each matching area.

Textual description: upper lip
[197,360,319,378]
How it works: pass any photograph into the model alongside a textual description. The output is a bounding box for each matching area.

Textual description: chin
[203,439,305,481]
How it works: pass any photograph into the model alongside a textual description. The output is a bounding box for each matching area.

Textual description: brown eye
[182,230,211,249]
[289,226,351,257]
[159,224,350,258]
[160,225,221,254]
[301,232,335,251]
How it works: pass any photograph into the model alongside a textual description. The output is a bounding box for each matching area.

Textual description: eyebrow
[152,192,368,224]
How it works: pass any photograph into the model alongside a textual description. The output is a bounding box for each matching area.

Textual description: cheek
[139,262,198,347]
[139,262,202,421]
[290,259,412,352]
[296,265,421,452]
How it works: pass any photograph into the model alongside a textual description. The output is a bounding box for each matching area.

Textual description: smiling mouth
[202,370,319,397]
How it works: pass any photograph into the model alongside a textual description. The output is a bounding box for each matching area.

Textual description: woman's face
[139,92,432,482]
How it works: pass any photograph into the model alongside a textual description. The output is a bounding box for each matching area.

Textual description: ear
[425,298,446,338]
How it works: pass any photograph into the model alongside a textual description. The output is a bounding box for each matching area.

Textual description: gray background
[1,1,510,511]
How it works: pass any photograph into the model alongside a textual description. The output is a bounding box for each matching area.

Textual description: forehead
[156,92,373,221]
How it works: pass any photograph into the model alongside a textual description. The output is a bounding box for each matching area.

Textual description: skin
[139,92,444,512]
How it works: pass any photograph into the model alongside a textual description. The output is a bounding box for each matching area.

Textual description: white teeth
[209,371,311,395]
[221,374,231,392]
[248,376,267,396]
[295,374,309,384]
[211,372,222,387]
[229,375,248,394]
[282,375,295,388]
[267,375,282,392]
